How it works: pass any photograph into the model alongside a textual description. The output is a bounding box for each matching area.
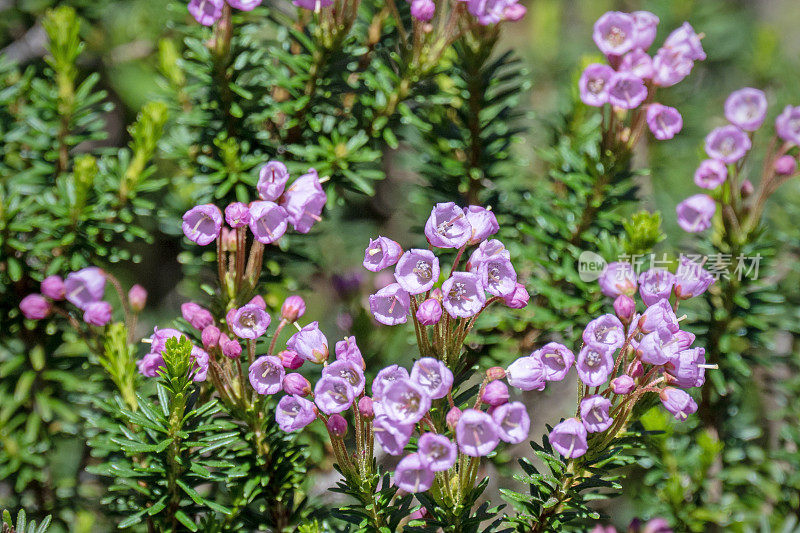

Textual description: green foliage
[1,508,51,533]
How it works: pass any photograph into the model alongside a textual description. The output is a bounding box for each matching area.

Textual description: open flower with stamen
[579,64,615,107]
[369,283,410,325]
[65,267,106,310]
[663,22,706,61]
[323,360,365,395]
[314,375,355,415]
[393,453,435,493]
[424,202,472,249]
[394,249,439,294]
[465,205,499,244]
[276,394,317,432]
[576,343,614,387]
[493,402,531,444]
[373,415,413,455]
[639,325,679,365]
[479,255,517,297]
[674,256,716,299]
[705,125,751,164]
[287,321,329,363]
[666,347,707,388]
[229,303,271,339]
[372,364,410,400]
[441,272,486,318]
[638,299,680,334]
[334,336,365,368]
[249,355,285,395]
[467,239,509,272]
[456,409,500,457]
[693,159,727,190]
[188,0,223,26]
[638,269,675,306]
[410,357,453,399]
[257,160,290,201]
[248,201,289,244]
[646,104,683,140]
[676,194,716,233]
[363,236,403,272]
[582,314,625,352]
[659,387,698,421]
[592,11,636,57]
[549,418,589,458]
[608,73,647,109]
[725,88,767,131]
[534,342,575,382]
[580,395,614,433]
[382,379,431,425]
[281,169,327,233]
[506,355,546,391]
[417,433,457,471]
[182,204,223,246]
[598,262,637,298]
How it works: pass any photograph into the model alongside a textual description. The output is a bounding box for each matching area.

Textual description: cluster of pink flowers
[547,256,715,459]
[677,88,800,233]
[580,11,706,141]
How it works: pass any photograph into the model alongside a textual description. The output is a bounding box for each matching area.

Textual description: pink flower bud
[613,294,636,324]
[503,283,530,309]
[430,287,444,301]
[281,295,306,322]
[221,227,237,251]
[283,373,311,396]
[248,295,267,310]
[486,366,506,381]
[627,360,643,378]
[326,414,348,439]
[774,155,797,176]
[416,298,442,325]
[20,294,51,320]
[181,302,214,331]
[611,375,636,394]
[40,275,65,300]
[84,301,112,326]
[279,350,304,370]
[481,381,509,407]
[358,396,374,419]
[221,336,242,359]
[224,202,251,228]
[201,325,221,349]
[740,179,754,197]
[446,406,462,430]
[128,284,147,312]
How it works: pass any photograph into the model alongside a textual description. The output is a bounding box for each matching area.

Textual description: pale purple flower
[326,414,348,438]
[128,285,147,312]
[276,394,317,432]
[725,88,767,131]
[580,395,613,433]
[188,0,223,26]
[20,294,51,320]
[774,155,798,176]
[639,326,679,365]
[613,294,635,322]
[576,343,614,387]
[632,11,659,50]
[593,11,637,57]
[373,415,413,455]
[292,0,333,10]
[335,336,365,368]
[651,47,694,87]
[638,299,680,334]
[369,283,410,325]
[694,159,727,189]
[465,0,517,26]
[224,202,250,228]
[619,50,654,79]
[181,302,213,330]
[676,194,716,233]
[417,433,457,471]
[611,375,635,394]
[534,342,574,382]
[503,283,529,309]
[579,64,615,107]
[674,257,715,299]
[257,161,289,201]
[41,275,65,300]
[466,239,509,272]
[465,205,499,245]
[598,262,637,298]
[249,355,285,395]
[479,255,517,297]
[221,336,242,359]
[314,375,355,414]
[394,453,435,493]
[281,169,326,233]
[675,330,696,351]
[481,380,509,406]
[182,204,223,246]
[190,346,210,382]
[582,314,625,351]
[666,347,706,388]
[549,418,588,458]
[775,105,800,145]
[395,249,439,294]
[441,272,486,318]
[382,379,431,424]
[608,73,647,109]
[659,387,698,421]
[424,202,472,249]
[410,357,453,399]
[456,409,500,457]
[410,0,434,21]
[287,321,329,363]
[506,355,546,391]
[281,295,306,322]
[446,406,462,430]
[416,298,442,325]
[503,3,526,21]
[323,360,366,396]
[647,104,683,140]
[372,364,410,400]
[363,236,403,272]
[229,303,271,339]
[283,373,311,396]
[137,352,165,377]
[638,269,675,306]
[663,22,706,61]
[705,125,751,164]
[248,201,288,244]
[358,396,374,418]
[83,301,112,326]
[493,401,530,444]
[65,267,106,310]
[149,327,183,354]
[227,0,261,10]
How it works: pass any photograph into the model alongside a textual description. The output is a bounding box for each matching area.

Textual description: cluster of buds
[546,257,716,459]
[579,11,705,146]
[676,88,800,234]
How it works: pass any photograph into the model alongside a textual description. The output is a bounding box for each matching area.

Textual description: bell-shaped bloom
[611,374,636,394]
[373,415,413,455]
[417,433,457,471]
[775,105,800,145]
[592,11,637,57]
[441,272,486,318]
[257,160,290,201]
[224,202,250,228]
[41,275,65,300]
[705,125,751,164]
[598,262,637,298]
[663,22,706,61]
[582,314,625,352]
[393,453,435,493]
[632,11,659,50]
[287,321,329,363]
[20,294,51,320]
[659,387,698,421]
[638,269,675,306]
[479,255,517,297]
[149,327,183,354]
[676,194,716,233]
[410,357,453,399]
[410,0,434,21]
[281,169,326,233]
[608,73,647,109]
[506,355,546,391]
[314,375,355,414]
[639,325,679,365]
[229,304,271,339]
[84,301,112,326]
[646,104,683,140]
[638,299,679,334]
[182,204,223,246]
[65,267,106,310]
[466,239,509,272]
[280,295,306,322]
[675,330,696,351]
[137,352,165,377]
[725,88,767,131]
[651,47,694,87]
[282,373,311,396]
[481,381,509,406]
[674,256,716,299]
[456,409,500,457]
[666,347,706,388]
[363,236,402,272]
[694,159,727,190]
[533,342,575,382]
[580,395,614,433]
[227,0,261,9]
[188,0,223,26]
[424,202,472,249]
[576,343,614,387]
[181,302,214,331]
[416,298,443,326]
[549,417,588,458]
[190,346,210,382]
[335,336,365,368]
[372,364,410,400]
[382,379,431,425]
[248,201,289,244]
[249,355,285,395]
[465,205,499,245]
[503,282,530,309]
[369,283,410,325]
[276,394,317,432]
[323,360,366,396]
[493,401,530,444]
[620,50,654,80]
[775,155,798,176]
[395,249,439,294]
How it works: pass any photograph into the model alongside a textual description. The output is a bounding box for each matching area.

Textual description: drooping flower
[725,88,768,131]
[639,325,679,365]
[323,360,366,396]
[287,321,329,363]
[281,295,306,322]
[373,415,413,455]
[506,355,546,391]
[282,372,311,395]
[659,387,698,421]
[372,364,410,400]
[424,202,472,249]
[582,314,625,351]
[257,160,290,201]
[549,418,588,458]
[481,380,509,406]
[128,284,147,312]
[314,375,355,414]
[188,0,223,26]
[278,349,303,369]
[249,355,285,395]
[417,433,457,471]
[638,299,680,334]
[441,272,486,318]
[224,202,251,228]
[394,453,435,493]
[704,125,751,164]
[281,168,326,233]
[137,352,165,377]
[465,205,499,244]
[638,269,675,306]
[456,409,500,457]
[466,239,509,272]
[611,374,636,394]
[579,64,616,107]
[181,302,214,331]
[248,201,289,244]
[479,255,517,297]
[666,347,706,388]
[693,159,728,190]
[674,256,716,299]
[651,47,695,87]
[276,394,317,432]
[675,330,696,351]
[369,283,410,325]
[416,298,443,325]
[410,357,453,399]
[20,294,51,320]
[646,104,683,140]
[492,401,530,444]
[663,22,706,61]
[335,336,365,368]
[598,262,637,298]
[410,0,434,21]
[676,194,716,233]
[41,275,65,300]
[608,73,648,109]
[576,343,614,387]
[182,204,223,246]
[84,301,112,326]
[619,50,654,79]
[65,267,106,310]
[775,105,800,145]
[580,395,614,433]
[363,236,403,272]
[534,342,575,382]
[229,304,271,339]
[395,249,439,295]
[503,282,530,309]
[382,379,431,425]
[632,11,659,50]
[592,11,637,57]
